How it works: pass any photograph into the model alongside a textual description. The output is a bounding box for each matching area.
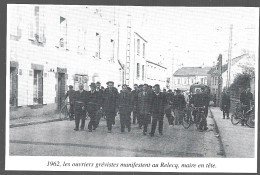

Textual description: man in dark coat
[138,84,152,135]
[103,81,119,133]
[118,84,133,132]
[73,83,88,131]
[87,83,99,132]
[65,85,75,120]
[149,84,167,136]
[189,88,208,131]
[165,89,174,126]
[172,89,186,125]
[221,89,230,119]
[240,87,254,125]
[95,81,103,128]
[131,84,139,125]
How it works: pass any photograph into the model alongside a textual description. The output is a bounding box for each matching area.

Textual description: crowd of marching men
[65,81,209,136]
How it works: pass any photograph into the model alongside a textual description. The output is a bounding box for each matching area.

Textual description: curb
[10,118,62,128]
[209,107,226,157]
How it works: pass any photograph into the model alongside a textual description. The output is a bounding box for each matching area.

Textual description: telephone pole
[227,24,233,88]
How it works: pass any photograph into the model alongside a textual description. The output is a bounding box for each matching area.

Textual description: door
[57,73,65,110]
[10,67,18,106]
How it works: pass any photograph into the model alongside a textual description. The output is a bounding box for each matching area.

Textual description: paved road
[9,113,223,157]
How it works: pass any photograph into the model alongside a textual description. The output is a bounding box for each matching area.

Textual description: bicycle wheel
[59,105,68,120]
[195,113,202,129]
[231,113,240,125]
[246,113,255,128]
[182,112,192,129]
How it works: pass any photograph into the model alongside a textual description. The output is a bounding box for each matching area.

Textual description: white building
[146,60,167,88]
[172,67,211,91]
[8,5,122,113]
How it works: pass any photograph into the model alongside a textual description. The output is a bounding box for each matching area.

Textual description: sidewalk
[9,113,61,128]
[209,107,255,158]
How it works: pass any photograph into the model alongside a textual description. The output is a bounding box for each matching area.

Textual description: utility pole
[227,24,233,88]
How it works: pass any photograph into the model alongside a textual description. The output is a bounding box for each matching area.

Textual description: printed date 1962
[47,161,61,167]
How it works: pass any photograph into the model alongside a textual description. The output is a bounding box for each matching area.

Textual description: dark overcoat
[73,90,88,117]
[87,91,99,113]
[173,94,186,110]
[118,90,133,114]
[137,90,152,115]
[150,92,167,120]
[102,88,118,114]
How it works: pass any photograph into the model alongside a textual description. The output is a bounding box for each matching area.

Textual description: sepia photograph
[6,4,258,172]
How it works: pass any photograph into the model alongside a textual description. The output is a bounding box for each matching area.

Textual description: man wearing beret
[149,84,167,136]
[95,81,103,128]
[103,81,119,133]
[131,84,139,125]
[118,84,133,132]
[87,83,99,132]
[73,83,88,131]
[138,84,152,135]
[65,85,75,120]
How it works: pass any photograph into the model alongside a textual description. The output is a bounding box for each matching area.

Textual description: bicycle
[59,100,72,120]
[231,103,255,128]
[182,106,206,129]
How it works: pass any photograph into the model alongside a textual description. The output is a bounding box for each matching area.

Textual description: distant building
[208,53,255,97]
[172,67,211,91]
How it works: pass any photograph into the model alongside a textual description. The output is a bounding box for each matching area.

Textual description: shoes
[128,127,131,132]
[121,129,125,133]
[226,117,230,119]
[74,128,79,131]
[223,117,225,119]
[149,132,154,137]
[204,126,208,130]
[143,131,147,135]
[199,129,204,132]
[107,130,112,133]
[93,127,96,130]
[88,129,92,132]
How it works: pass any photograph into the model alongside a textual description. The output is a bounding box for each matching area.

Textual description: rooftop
[173,67,211,76]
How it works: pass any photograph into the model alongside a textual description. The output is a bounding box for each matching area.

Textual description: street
[9,112,223,157]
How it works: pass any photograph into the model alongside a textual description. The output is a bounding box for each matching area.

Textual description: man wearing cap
[131,84,139,125]
[138,84,152,135]
[87,83,99,132]
[172,89,186,125]
[165,89,174,126]
[95,82,103,128]
[118,84,133,132]
[65,85,75,120]
[73,83,88,131]
[149,84,167,136]
[103,81,119,133]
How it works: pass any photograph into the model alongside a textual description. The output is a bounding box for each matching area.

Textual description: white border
[5,5,258,173]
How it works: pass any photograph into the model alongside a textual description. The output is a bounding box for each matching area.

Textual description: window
[201,78,204,84]
[136,63,140,79]
[143,43,145,58]
[142,65,144,80]
[28,6,45,43]
[137,39,140,55]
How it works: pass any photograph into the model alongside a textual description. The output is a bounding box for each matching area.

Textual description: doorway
[57,73,66,110]
[10,67,18,106]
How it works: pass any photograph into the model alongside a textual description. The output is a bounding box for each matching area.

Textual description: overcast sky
[114,7,259,68]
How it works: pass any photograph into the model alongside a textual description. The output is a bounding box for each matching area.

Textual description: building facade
[172,67,211,91]
[146,60,167,88]
[8,5,122,113]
